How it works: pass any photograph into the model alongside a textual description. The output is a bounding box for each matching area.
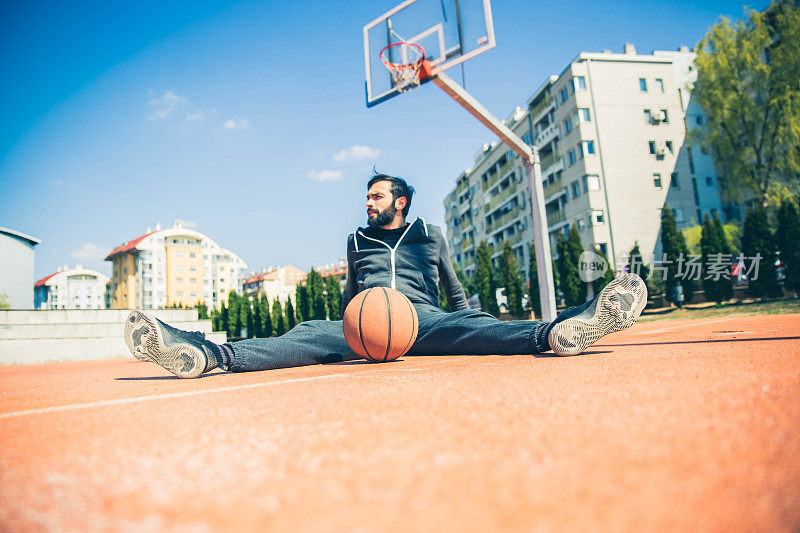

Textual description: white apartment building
[34,265,110,310]
[105,221,247,310]
[242,265,307,304]
[444,44,725,282]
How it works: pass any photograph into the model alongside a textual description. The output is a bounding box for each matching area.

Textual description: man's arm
[433,226,469,311]
[340,234,358,319]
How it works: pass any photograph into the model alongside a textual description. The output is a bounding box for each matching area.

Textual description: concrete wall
[0,309,227,364]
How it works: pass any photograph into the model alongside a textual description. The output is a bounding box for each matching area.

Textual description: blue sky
[1,0,768,280]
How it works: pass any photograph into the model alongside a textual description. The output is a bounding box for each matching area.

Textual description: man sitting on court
[124,174,648,378]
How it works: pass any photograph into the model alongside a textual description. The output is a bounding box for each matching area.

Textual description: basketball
[343,287,418,363]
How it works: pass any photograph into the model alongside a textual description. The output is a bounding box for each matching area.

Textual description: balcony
[461,236,474,249]
[484,183,517,213]
[546,210,566,227]
[486,207,520,234]
[534,122,560,147]
[540,151,561,171]
[458,217,472,231]
[543,178,565,199]
[456,179,469,193]
[481,157,517,191]
[530,96,556,121]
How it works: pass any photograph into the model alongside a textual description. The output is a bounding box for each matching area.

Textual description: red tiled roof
[105,231,158,260]
[34,272,60,287]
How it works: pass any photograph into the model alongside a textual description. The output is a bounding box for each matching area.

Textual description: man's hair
[367,173,415,218]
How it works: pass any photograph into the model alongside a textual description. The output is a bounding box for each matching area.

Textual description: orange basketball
[343,287,418,363]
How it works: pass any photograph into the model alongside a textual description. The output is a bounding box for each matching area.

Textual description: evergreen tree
[272,298,286,336]
[591,245,615,296]
[226,292,239,338]
[325,275,342,319]
[627,241,652,291]
[252,297,262,337]
[219,303,228,334]
[701,214,734,304]
[556,226,586,307]
[475,241,500,317]
[194,302,209,319]
[499,241,525,318]
[453,263,475,296]
[776,197,800,296]
[308,269,327,320]
[742,206,781,298]
[259,294,273,338]
[660,208,695,303]
[239,296,250,338]
[285,297,297,330]
[528,243,541,319]
[295,284,310,323]
[438,282,449,311]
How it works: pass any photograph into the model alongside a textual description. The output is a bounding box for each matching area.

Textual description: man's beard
[367,204,397,227]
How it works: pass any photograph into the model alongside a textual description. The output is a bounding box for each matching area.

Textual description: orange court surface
[1,313,799,532]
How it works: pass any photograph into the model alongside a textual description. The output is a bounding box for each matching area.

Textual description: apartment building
[34,265,110,310]
[105,221,247,310]
[444,44,724,281]
[242,265,307,304]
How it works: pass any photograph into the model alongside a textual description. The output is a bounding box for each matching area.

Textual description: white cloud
[333,145,380,162]
[186,110,205,122]
[223,118,250,130]
[307,169,343,182]
[174,219,198,228]
[71,243,109,261]
[148,90,188,120]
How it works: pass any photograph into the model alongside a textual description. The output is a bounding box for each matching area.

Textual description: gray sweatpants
[229,303,550,372]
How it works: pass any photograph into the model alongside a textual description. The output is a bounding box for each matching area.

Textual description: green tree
[527,244,541,319]
[272,298,286,336]
[701,214,734,303]
[556,226,586,307]
[627,241,651,286]
[307,269,327,320]
[325,275,342,320]
[498,241,525,318]
[453,262,475,296]
[227,292,239,338]
[240,296,250,338]
[259,294,273,338]
[219,303,228,334]
[661,208,695,303]
[0,292,9,309]
[692,2,800,207]
[194,302,209,319]
[295,284,310,323]
[252,297,262,337]
[475,241,500,317]
[742,206,781,298]
[285,297,297,330]
[776,197,800,296]
[591,245,615,296]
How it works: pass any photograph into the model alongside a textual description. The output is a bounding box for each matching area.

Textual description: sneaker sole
[548,273,648,356]
[124,310,207,378]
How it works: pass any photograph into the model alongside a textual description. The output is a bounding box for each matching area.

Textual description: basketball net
[379,42,431,93]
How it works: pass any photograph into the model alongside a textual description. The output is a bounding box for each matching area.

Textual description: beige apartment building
[444,44,724,283]
[242,265,307,304]
[105,222,247,310]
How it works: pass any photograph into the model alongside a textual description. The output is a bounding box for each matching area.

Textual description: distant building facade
[0,226,41,309]
[105,222,247,310]
[242,265,306,304]
[443,45,727,282]
[34,265,111,310]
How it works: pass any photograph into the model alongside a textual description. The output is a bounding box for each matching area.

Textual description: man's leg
[228,320,359,372]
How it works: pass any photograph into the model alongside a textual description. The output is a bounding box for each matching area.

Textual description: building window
[644,109,652,123]
[696,116,703,125]
[673,207,685,222]
[593,210,605,224]
[576,143,584,159]
[177,291,183,297]
[571,181,581,198]
[190,252,196,258]
[190,278,197,285]
[671,172,679,188]
[568,149,577,165]
[582,140,595,155]
[655,78,664,93]
[653,173,663,188]
[576,217,585,229]
[177,277,183,284]
[639,78,647,92]
[584,174,601,191]
[564,117,572,134]
[176,252,182,258]
[706,177,714,186]
[560,86,569,103]
[575,76,587,90]
[649,141,656,154]
[661,109,669,123]
[665,140,674,154]
[578,108,591,123]
[176,266,183,272]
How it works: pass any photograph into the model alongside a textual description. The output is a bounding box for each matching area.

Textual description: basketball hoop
[379,42,431,93]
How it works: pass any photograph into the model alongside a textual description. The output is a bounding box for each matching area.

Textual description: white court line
[630,318,734,335]
[0,374,344,421]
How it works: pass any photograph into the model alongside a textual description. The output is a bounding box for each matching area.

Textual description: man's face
[366,180,399,227]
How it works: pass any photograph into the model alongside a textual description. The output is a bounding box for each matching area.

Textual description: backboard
[363,0,496,107]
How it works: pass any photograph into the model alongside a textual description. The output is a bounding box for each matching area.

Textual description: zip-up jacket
[341,217,469,318]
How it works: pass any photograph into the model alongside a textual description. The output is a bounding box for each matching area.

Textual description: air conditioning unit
[653,110,666,123]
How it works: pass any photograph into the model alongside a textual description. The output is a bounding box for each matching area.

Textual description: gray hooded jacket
[341,217,469,317]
